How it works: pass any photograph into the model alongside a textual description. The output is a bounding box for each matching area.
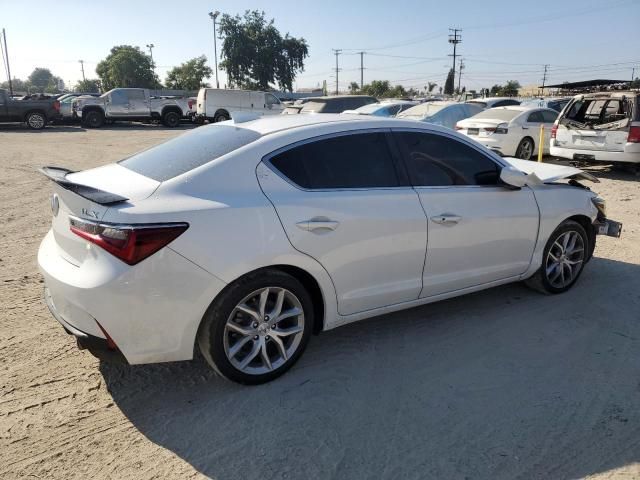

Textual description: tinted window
[541,110,558,123]
[395,132,500,186]
[269,132,399,189]
[527,111,544,123]
[494,99,520,107]
[120,125,261,181]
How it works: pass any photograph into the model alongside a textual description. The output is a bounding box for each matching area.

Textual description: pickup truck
[0,89,61,129]
[74,88,192,128]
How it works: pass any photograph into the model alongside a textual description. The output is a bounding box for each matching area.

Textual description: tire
[82,110,104,128]
[213,111,230,122]
[516,137,534,160]
[162,110,180,128]
[524,220,589,294]
[198,269,314,385]
[25,112,46,130]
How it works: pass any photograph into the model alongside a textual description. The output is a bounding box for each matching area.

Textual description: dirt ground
[1,122,639,480]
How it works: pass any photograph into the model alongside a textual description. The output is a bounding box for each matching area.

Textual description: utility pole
[359,51,365,89]
[78,60,86,82]
[632,67,636,83]
[457,58,464,93]
[448,28,462,82]
[146,44,155,69]
[2,29,13,96]
[208,11,221,89]
[541,64,549,94]
[332,49,342,95]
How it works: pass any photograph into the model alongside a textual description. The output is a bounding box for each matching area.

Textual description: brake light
[628,123,640,143]
[53,100,60,112]
[69,217,188,265]
[188,99,194,109]
[551,123,558,139]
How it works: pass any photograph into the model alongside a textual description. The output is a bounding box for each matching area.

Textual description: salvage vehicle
[74,88,191,128]
[342,100,418,117]
[520,97,571,113]
[550,91,640,165]
[57,93,100,121]
[456,106,558,159]
[0,88,61,129]
[397,101,483,129]
[195,88,283,123]
[283,95,378,114]
[38,114,621,384]
[467,97,521,108]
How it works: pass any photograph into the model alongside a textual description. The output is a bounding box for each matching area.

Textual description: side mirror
[499,166,527,189]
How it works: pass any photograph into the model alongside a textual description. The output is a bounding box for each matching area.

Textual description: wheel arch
[214,108,230,120]
[81,105,104,116]
[161,105,183,117]
[23,109,47,121]
[565,214,596,261]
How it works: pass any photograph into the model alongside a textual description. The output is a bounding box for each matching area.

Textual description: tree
[500,80,521,96]
[96,45,160,91]
[74,79,102,93]
[444,69,455,95]
[348,82,360,94]
[427,82,437,93]
[630,77,639,89]
[28,68,61,93]
[1,77,30,93]
[165,56,212,90]
[218,10,309,91]
[361,80,391,97]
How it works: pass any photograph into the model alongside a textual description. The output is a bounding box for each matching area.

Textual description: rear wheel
[198,269,313,384]
[213,111,230,122]
[25,112,46,130]
[82,110,104,128]
[516,137,534,160]
[525,220,588,294]
[162,110,180,128]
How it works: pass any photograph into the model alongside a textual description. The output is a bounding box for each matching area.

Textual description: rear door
[127,89,150,116]
[523,110,554,154]
[258,130,428,316]
[392,130,538,297]
[0,90,8,120]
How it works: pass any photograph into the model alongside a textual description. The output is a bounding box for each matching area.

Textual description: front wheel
[25,112,46,130]
[198,270,313,384]
[525,220,588,294]
[82,110,104,128]
[162,111,180,128]
[516,137,534,160]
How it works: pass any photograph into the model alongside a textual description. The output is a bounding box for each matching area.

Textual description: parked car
[343,100,418,117]
[285,95,378,114]
[467,97,521,109]
[0,88,61,129]
[196,88,283,123]
[57,93,100,121]
[550,91,640,165]
[74,88,191,128]
[520,97,571,113]
[38,113,621,384]
[456,106,558,159]
[397,101,483,129]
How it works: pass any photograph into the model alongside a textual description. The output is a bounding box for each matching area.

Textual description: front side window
[395,131,500,187]
[110,90,128,105]
[269,132,399,189]
[265,94,280,107]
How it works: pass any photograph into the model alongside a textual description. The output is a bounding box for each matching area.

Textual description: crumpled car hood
[502,157,599,184]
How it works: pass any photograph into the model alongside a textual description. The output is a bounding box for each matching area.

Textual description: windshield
[119,124,261,181]
[300,101,328,113]
[398,103,450,119]
[354,103,384,114]
[469,109,521,121]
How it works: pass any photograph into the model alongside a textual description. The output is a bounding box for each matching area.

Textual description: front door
[258,130,428,316]
[392,130,539,297]
[106,90,129,117]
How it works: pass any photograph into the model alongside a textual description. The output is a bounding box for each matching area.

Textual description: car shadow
[0,123,87,133]
[96,122,197,131]
[100,257,640,480]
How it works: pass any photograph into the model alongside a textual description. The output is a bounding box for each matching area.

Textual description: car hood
[502,157,599,184]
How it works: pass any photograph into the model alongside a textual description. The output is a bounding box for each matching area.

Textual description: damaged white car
[38,114,622,384]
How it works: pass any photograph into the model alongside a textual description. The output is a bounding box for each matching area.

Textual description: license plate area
[467,128,479,136]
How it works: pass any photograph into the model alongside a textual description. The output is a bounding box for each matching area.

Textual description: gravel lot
[1,122,639,480]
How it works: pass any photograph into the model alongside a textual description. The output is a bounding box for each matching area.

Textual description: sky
[1,0,639,92]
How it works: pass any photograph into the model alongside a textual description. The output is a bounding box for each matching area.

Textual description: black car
[296,95,378,114]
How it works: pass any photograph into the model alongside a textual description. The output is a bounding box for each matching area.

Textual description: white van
[195,88,284,123]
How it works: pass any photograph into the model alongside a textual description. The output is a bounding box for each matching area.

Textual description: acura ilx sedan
[38,114,621,384]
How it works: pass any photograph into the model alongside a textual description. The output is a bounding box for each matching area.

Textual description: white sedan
[38,114,621,384]
[456,106,559,159]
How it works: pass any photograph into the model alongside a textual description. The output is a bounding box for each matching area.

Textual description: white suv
[550,91,640,165]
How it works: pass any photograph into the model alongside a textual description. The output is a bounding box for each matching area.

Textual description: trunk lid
[42,164,160,266]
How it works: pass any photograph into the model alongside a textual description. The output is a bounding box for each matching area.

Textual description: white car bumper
[550,144,640,164]
[38,229,226,364]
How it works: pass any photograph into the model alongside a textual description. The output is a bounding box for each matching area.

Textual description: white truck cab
[196,88,283,123]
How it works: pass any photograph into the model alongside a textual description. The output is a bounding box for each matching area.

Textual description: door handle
[296,218,340,232]
[431,214,461,225]
[522,126,529,130]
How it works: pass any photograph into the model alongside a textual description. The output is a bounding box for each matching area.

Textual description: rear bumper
[550,144,640,164]
[38,229,227,364]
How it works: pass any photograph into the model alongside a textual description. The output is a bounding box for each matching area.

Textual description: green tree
[499,80,521,96]
[444,69,455,95]
[96,45,160,90]
[0,77,30,93]
[165,56,212,90]
[630,77,639,89]
[427,82,437,93]
[74,79,102,93]
[361,80,391,97]
[348,81,360,94]
[28,68,62,93]
[218,10,309,91]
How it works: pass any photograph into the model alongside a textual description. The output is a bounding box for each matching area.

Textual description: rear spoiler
[39,166,129,205]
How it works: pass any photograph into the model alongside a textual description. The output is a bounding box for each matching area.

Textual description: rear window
[300,101,329,113]
[469,108,521,121]
[563,97,633,127]
[119,125,261,181]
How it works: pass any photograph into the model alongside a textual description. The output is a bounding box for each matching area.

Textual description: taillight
[188,99,194,109]
[628,123,640,143]
[551,123,558,139]
[53,100,60,112]
[69,217,188,265]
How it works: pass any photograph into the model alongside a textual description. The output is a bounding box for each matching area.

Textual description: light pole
[208,11,220,89]
[79,60,85,81]
[146,43,155,70]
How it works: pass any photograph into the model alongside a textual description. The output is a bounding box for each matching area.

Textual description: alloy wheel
[518,139,533,160]
[28,114,45,129]
[223,287,305,375]
[544,230,585,288]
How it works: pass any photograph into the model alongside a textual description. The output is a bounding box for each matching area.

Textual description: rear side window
[269,132,399,189]
[527,111,544,123]
[541,110,558,123]
[120,125,261,181]
[395,131,500,187]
